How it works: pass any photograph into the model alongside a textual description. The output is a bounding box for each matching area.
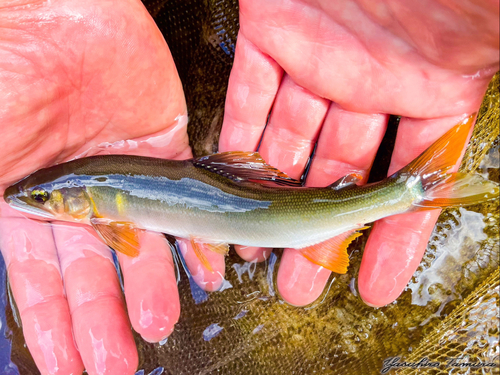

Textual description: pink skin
[117,232,180,343]
[0,0,214,373]
[0,216,83,375]
[52,223,137,375]
[219,0,499,306]
[176,239,226,292]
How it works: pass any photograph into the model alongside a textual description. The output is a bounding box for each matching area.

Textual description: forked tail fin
[414,173,498,208]
[399,114,499,208]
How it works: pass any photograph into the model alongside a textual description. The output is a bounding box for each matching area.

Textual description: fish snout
[3,184,21,204]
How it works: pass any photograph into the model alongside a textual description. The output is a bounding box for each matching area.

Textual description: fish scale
[82,164,417,249]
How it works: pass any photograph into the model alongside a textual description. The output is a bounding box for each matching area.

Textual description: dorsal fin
[193,151,302,187]
[328,173,363,190]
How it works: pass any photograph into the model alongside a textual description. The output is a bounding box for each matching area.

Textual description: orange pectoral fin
[298,227,368,274]
[190,238,229,273]
[90,218,142,257]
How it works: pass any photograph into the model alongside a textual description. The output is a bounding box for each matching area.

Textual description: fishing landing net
[1,1,498,374]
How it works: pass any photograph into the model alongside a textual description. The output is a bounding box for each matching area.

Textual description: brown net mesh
[144,0,239,157]
[397,268,499,375]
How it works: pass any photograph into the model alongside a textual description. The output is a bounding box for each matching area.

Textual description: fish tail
[400,114,499,208]
[415,173,498,208]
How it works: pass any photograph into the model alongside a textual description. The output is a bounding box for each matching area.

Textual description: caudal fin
[399,114,499,208]
[400,114,474,181]
[414,173,498,208]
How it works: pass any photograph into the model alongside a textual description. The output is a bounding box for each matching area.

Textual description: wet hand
[0,0,189,373]
[219,0,499,306]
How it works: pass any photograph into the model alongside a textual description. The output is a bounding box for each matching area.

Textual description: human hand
[219,0,499,306]
[0,0,197,374]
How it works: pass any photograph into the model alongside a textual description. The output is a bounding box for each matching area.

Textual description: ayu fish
[4,116,498,273]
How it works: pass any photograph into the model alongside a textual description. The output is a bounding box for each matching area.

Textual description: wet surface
[1,75,498,375]
[0,0,498,373]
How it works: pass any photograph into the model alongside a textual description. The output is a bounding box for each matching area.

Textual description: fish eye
[31,189,50,203]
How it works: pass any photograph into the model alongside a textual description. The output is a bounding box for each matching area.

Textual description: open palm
[0,0,190,374]
[219,0,499,306]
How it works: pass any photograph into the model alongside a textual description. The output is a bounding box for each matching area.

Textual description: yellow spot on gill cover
[51,190,64,214]
[51,190,62,200]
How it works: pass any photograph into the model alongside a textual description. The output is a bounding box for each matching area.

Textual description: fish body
[10,156,418,248]
[4,116,498,273]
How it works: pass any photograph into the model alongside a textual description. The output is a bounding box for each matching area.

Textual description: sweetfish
[4,116,498,273]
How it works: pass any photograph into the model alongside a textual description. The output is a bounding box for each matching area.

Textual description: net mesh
[1,0,498,374]
[397,268,499,375]
[144,0,239,157]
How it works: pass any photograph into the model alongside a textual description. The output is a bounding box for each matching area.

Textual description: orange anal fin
[193,151,302,187]
[90,218,141,257]
[189,239,229,272]
[298,227,369,274]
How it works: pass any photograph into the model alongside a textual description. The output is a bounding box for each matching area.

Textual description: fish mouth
[3,184,19,204]
[4,193,55,219]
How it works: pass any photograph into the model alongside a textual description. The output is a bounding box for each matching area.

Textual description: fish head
[4,168,92,222]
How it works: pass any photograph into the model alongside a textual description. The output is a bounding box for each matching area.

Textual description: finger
[303,106,390,185]
[218,31,282,265]
[0,214,84,375]
[277,104,388,306]
[236,75,330,263]
[52,223,138,375]
[358,115,474,307]
[258,74,330,177]
[219,32,283,152]
[236,246,273,263]
[117,231,180,343]
[276,249,332,307]
[71,121,190,344]
[176,238,225,292]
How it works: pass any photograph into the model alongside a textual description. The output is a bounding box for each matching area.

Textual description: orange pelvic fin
[298,227,369,274]
[193,151,302,187]
[90,218,141,257]
[190,238,229,272]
